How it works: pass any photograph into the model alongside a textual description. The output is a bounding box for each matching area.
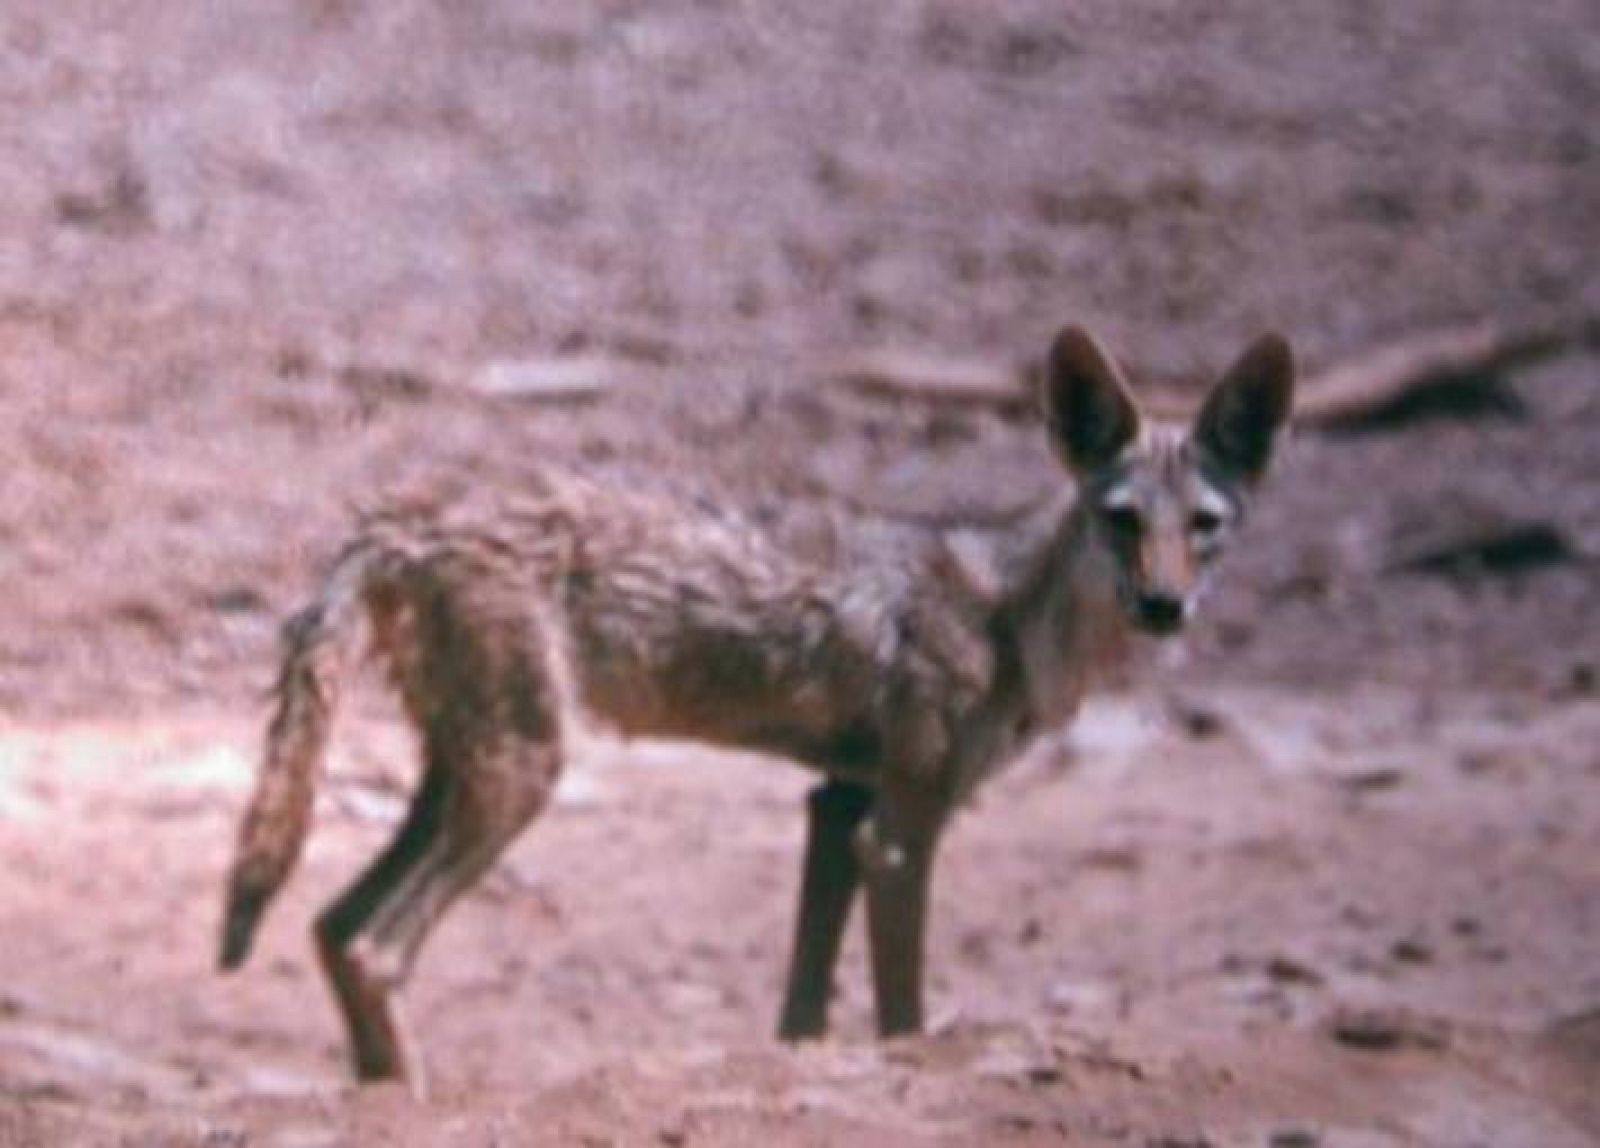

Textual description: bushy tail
[218,544,382,970]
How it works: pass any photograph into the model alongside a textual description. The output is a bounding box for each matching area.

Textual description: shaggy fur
[220,325,1294,1091]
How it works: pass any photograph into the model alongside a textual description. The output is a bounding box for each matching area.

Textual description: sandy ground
[0,2,1597,1145]
[1,691,1597,1146]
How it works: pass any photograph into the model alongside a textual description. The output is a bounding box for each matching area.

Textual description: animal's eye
[1101,506,1142,536]
[1189,509,1225,535]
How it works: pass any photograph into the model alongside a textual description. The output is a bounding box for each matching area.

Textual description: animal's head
[1042,325,1295,637]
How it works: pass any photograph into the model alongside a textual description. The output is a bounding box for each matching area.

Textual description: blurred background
[0,3,1595,1144]
[0,0,1594,713]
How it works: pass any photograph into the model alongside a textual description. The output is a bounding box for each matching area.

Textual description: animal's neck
[992,502,1125,730]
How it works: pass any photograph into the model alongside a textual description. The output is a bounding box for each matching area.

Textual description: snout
[1131,591,1187,636]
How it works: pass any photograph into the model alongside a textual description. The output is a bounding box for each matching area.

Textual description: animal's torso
[355,471,1037,788]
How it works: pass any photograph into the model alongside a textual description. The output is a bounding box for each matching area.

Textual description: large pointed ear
[1192,333,1295,484]
[1042,326,1141,475]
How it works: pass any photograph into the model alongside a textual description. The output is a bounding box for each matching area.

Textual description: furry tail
[218,543,382,970]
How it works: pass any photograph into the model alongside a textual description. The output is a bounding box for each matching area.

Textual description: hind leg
[314,735,559,1092]
[313,764,448,1086]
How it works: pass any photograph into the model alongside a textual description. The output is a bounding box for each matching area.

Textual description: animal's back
[354,469,951,770]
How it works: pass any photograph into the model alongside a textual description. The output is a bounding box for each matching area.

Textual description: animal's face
[1083,429,1245,634]
[1043,326,1295,637]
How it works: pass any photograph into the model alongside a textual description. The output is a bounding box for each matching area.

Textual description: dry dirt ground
[0,3,1597,1145]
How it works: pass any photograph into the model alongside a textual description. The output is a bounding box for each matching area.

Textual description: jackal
[219,325,1293,1089]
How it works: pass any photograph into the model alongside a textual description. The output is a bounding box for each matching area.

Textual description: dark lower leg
[313,767,449,1084]
[777,779,874,1040]
[325,749,556,1087]
[861,801,943,1038]
[316,937,421,1083]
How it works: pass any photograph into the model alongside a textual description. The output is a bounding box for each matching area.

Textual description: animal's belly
[574,654,883,778]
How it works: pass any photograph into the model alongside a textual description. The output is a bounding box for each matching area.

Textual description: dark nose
[1135,592,1186,634]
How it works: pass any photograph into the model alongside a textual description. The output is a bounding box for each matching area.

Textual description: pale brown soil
[0,3,1597,1145]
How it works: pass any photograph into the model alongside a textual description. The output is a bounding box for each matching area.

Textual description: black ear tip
[1042,324,1140,473]
[1049,324,1098,364]
[1254,331,1295,376]
[1047,325,1126,393]
[1241,331,1296,418]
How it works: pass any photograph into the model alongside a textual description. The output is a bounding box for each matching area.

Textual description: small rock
[471,356,615,401]
[1045,979,1117,1017]
[1265,954,1325,986]
[973,1043,1057,1082]
[1456,748,1511,775]
[1327,1006,1449,1052]
[1078,844,1143,872]
[1333,765,1405,792]
[1395,521,1573,579]
[1389,938,1433,965]
[1269,1129,1320,1148]
[1166,695,1228,739]
[662,981,723,1015]
[1025,1063,1064,1086]
[339,362,434,402]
